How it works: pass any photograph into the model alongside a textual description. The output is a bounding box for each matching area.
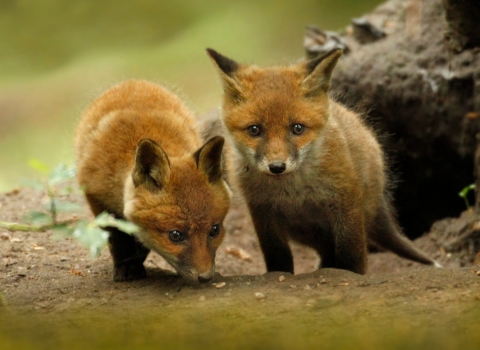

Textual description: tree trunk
[314,0,480,238]
[443,0,480,52]
[475,134,480,215]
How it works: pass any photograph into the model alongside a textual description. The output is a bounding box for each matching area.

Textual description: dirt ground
[1,187,480,349]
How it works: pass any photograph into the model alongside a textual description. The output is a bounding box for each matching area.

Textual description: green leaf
[54,200,82,213]
[49,164,76,185]
[51,223,75,237]
[459,184,475,198]
[23,211,52,226]
[28,159,50,175]
[94,212,139,235]
[459,184,475,210]
[72,220,109,257]
[112,220,140,235]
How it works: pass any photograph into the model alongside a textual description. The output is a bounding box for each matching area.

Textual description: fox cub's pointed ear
[301,48,343,97]
[206,48,239,76]
[206,48,243,102]
[194,136,225,183]
[133,139,170,192]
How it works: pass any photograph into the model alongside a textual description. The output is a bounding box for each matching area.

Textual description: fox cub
[207,48,436,274]
[75,80,230,283]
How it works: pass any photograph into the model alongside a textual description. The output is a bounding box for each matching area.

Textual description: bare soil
[1,187,480,349]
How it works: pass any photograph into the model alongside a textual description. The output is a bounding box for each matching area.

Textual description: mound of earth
[1,187,479,348]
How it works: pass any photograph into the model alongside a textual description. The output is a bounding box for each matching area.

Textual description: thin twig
[0,221,52,232]
[0,218,79,232]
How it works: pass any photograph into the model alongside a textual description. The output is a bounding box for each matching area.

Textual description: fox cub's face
[207,48,342,176]
[124,136,230,283]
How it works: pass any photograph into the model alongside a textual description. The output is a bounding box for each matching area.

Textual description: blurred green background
[0,0,383,192]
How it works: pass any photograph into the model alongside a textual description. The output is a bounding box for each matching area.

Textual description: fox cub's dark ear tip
[133,138,170,191]
[206,48,217,57]
[194,136,225,183]
[206,48,239,76]
[208,135,225,148]
[194,136,225,166]
[306,48,343,75]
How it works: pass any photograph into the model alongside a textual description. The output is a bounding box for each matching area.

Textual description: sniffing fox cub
[75,80,230,283]
[207,48,437,274]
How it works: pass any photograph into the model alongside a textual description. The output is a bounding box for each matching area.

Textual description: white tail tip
[433,260,443,268]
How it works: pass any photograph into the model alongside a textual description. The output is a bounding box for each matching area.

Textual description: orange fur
[75,80,230,283]
[207,48,435,274]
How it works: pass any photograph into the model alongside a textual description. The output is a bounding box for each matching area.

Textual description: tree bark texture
[443,0,480,52]
[323,0,480,238]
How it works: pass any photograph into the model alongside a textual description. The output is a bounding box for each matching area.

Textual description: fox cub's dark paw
[113,262,147,282]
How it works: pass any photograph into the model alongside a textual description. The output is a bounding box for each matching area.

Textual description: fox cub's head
[124,136,230,284]
[207,48,342,176]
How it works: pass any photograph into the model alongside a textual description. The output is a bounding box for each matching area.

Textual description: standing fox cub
[75,80,230,283]
[207,48,437,274]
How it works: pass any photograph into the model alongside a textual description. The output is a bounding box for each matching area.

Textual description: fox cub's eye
[169,230,185,243]
[247,125,261,137]
[209,224,220,238]
[292,124,305,135]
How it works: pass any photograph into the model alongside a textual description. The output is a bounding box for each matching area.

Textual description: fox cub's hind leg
[108,227,150,282]
[331,209,368,274]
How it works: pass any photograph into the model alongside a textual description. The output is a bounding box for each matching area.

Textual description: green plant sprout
[73,212,139,256]
[0,161,139,256]
[458,183,475,210]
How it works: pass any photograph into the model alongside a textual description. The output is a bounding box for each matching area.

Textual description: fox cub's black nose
[268,162,286,174]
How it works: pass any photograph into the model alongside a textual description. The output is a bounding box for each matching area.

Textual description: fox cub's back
[75,80,203,215]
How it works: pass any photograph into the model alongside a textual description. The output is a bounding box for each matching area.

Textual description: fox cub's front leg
[250,205,294,274]
[108,227,150,282]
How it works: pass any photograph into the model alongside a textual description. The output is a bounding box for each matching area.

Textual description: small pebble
[278,275,286,282]
[1,232,11,240]
[254,292,266,300]
[213,282,226,289]
[199,296,206,302]
[290,285,297,289]
[303,285,311,291]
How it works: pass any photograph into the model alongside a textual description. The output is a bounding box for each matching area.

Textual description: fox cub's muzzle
[178,265,215,284]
